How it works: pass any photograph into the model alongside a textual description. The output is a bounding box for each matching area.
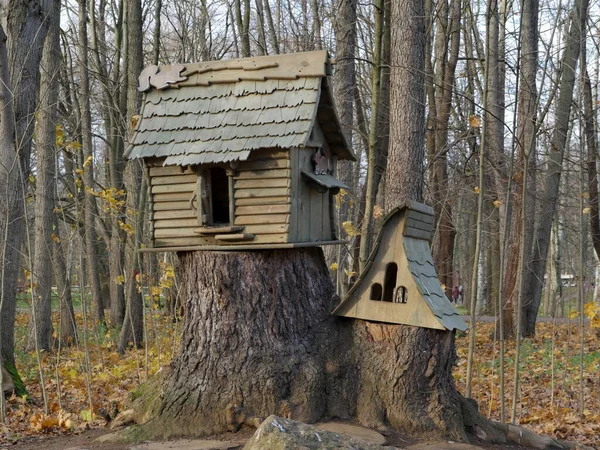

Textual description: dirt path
[4,423,533,450]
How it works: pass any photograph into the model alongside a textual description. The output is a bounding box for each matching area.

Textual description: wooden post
[226,168,235,226]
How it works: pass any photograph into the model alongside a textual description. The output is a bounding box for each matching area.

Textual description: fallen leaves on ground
[1,311,181,444]
[454,320,600,448]
[3,313,599,448]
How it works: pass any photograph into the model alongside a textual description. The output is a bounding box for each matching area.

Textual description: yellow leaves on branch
[342,221,360,237]
[469,115,481,128]
[583,207,591,214]
[115,275,125,285]
[584,302,600,328]
[330,262,339,271]
[159,262,175,290]
[118,220,135,235]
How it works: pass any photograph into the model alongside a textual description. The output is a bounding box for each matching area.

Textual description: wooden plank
[403,227,431,241]
[235,204,290,215]
[234,214,289,226]
[153,209,197,220]
[214,233,255,241]
[154,218,199,229]
[234,178,290,189]
[142,239,349,252]
[405,217,433,233]
[154,227,201,238]
[237,159,290,171]
[234,168,290,180]
[408,210,434,225]
[194,226,244,234]
[235,196,290,206]
[243,223,288,234]
[234,187,290,199]
[246,149,289,160]
[154,236,217,247]
[297,148,311,241]
[151,174,197,185]
[154,192,195,202]
[153,201,192,211]
[149,166,194,176]
[151,183,197,194]
[287,148,299,243]
[153,233,289,247]
[309,185,324,241]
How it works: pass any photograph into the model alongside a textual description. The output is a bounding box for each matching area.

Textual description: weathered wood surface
[151,183,197,194]
[334,206,466,331]
[234,214,289,225]
[153,209,197,220]
[150,174,197,185]
[234,178,290,189]
[149,165,195,176]
[235,204,290,215]
[235,196,290,206]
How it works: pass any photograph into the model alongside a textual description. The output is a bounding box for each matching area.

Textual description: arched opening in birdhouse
[394,286,407,304]
[209,167,230,225]
[370,283,383,301]
[382,263,398,302]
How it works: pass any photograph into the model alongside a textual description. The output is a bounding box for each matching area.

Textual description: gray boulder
[244,415,402,450]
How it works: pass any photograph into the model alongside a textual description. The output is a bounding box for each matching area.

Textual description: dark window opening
[394,286,408,304]
[210,167,230,224]
[382,263,398,302]
[370,283,383,301]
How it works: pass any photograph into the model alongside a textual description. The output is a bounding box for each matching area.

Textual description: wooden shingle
[125,51,355,165]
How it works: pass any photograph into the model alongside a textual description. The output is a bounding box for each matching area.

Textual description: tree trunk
[53,232,77,346]
[0,0,51,393]
[134,248,351,437]
[78,0,105,325]
[521,0,587,336]
[28,0,61,352]
[118,0,144,351]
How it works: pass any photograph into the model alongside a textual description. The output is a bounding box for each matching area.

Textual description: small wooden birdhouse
[333,202,467,331]
[125,51,355,251]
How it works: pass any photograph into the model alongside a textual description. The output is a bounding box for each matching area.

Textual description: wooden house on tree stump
[125,50,464,332]
[125,50,355,251]
[333,202,467,331]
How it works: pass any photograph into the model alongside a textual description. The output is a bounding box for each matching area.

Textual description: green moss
[4,363,27,397]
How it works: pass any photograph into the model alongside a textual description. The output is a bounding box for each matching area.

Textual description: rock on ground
[244,415,401,450]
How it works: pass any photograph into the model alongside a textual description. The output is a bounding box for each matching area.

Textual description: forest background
[0,0,600,446]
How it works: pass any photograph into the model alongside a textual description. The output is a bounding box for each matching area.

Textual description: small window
[382,263,398,302]
[370,283,382,301]
[209,167,230,224]
[394,286,407,304]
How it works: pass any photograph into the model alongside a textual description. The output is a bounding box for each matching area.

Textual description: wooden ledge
[139,240,350,253]
[215,233,255,242]
[194,226,245,235]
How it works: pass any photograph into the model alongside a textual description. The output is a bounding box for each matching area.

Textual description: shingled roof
[125,51,355,166]
[333,202,467,332]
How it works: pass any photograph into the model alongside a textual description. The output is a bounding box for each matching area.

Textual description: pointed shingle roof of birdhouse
[125,51,355,166]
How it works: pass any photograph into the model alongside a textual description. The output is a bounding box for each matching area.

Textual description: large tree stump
[135,248,354,437]
[131,248,508,444]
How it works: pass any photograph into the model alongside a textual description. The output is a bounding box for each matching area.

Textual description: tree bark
[78,0,105,325]
[521,0,587,336]
[584,68,600,260]
[118,0,144,352]
[28,0,61,352]
[0,0,51,392]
